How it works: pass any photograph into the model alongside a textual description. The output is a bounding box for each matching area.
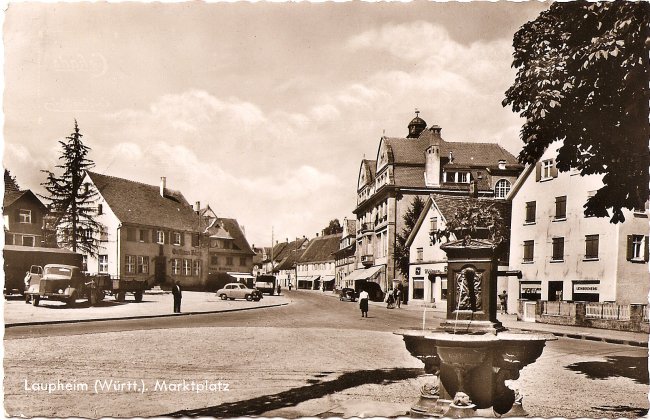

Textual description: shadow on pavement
[566,355,649,385]
[166,367,422,418]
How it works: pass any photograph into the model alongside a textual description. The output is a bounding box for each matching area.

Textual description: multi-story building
[274,248,304,288]
[406,193,510,310]
[3,189,48,247]
[333,218,356,289]
[507,141,649,312]
[81,171,254,290]
[296,233,341,290]
[349,112,523,294]
[265,237,309,285]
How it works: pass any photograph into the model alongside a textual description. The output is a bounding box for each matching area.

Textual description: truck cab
[28,264,98,307]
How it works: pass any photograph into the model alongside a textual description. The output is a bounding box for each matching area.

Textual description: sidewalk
[318,289,648,347]
[3,291,290,327]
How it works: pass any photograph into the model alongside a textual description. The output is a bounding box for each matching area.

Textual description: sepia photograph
[2,1,649,418]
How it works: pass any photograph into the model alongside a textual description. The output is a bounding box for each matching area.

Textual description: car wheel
[32,296,40,307]
[245,294,252,301]
[220,294,228,300]
[229,297,235,301]
[66,293,77,307]
[134,291,143,302]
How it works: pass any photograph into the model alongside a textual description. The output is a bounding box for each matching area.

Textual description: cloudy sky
[3,1,548,247]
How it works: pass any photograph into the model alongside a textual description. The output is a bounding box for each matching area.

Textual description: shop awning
[343,265,383,282]
[298,276,320,282]
[321,275,335,282]
[227,272,255,280]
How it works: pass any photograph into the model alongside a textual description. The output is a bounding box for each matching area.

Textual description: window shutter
[165,231,170,244]
[626,235,633,260]
[152,230,157,243]
[535,162,541,182]
[551,159,559,178]
[645,236,649,262]
[180,232,185,246]
[14,211,20,222]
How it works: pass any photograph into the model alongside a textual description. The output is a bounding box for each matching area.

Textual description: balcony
[361,254,374,267]
[358,222,374,235]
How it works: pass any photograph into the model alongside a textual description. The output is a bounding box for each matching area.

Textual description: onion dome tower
[407,109,427,138]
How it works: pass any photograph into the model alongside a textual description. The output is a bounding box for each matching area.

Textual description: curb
[514,328,648,347]
[5,302,290,329]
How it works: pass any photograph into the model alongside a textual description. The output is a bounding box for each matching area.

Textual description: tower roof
[407,110,427,138]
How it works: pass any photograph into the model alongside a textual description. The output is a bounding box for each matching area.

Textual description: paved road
[4,290,648,418]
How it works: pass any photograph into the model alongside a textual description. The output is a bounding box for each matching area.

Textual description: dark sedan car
[339,288,357,302]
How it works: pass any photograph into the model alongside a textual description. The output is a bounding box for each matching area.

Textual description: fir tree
[40,120,104,255]
[4,169,20,191]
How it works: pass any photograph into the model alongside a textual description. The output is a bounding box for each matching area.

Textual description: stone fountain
[398,238,555,418]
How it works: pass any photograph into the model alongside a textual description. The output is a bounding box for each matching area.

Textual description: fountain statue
[398,238,555,418]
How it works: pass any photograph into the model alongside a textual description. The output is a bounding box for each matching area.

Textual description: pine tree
[40,120,104,255]
[4,169,20,191]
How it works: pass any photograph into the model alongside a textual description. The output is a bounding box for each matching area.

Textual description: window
[211,255,219,265]
[100,227,108,242]
[82,255,88,272]
[171,259,181,275]
[173,232,182,246]
[541,159,554,180]
[137,256,149,274]
[157,230,165,244]
[416,248,423,262]
[430,217,438,232]
[240,257,246,266]
[413,278,425,300]
[441,279,448,300]
[627,235,648,262]
[19,209,32,224]
[457,172,469,183]
[97,204,103,215]
[525,201,536,223]
[183,259,191,276]
[193,260,201,276]
[191,233,200,247]
[551,237,564,261]
[139,229,147,242]
[98,255,108,273]
[22,235,35,247]
[523,241,534,262]
[495,179,511,198]
[555,196,567,219]
[125,255,136,274]
[585,235,599,259]
[226,257,233,266]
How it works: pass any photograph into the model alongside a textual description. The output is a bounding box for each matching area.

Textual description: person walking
[395,288,402,309]
[172,280,182,313]
[359,289,369,318]
[277,284,282,295]
[498,290,508,314]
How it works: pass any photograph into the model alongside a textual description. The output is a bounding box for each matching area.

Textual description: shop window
[585,235,599,259]
[412,277,425,300]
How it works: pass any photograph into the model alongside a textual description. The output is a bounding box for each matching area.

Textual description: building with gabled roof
[296,233,341,290]
[349,112,523,295]
[334,217,356,289]
[3,189,48,247]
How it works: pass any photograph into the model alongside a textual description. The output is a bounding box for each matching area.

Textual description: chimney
[316,233,319,237]
[448,152,454,163]
[160,177,166,197]
[425,144,441,187]
[498,160,506,170]
[194,201,201,213]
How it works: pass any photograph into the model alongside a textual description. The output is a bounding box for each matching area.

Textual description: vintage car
[216,283,263,301]
[339,287,357,302]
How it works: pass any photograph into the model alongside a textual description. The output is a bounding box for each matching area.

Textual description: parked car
[216,283,263,301]
[339,288,357,302]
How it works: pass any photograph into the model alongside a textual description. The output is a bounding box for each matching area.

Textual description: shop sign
[520,282,541,294]
[573,282,599,294]
[172,248,201,256]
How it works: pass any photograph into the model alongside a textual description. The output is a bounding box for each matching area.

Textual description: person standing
[172,280,182,313]
[359,289,369,318]
[498,290,508,314]
[395,288,402,309]
[277,284,281,295]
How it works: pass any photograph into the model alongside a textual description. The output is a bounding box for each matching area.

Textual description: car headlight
[58,289,64,294]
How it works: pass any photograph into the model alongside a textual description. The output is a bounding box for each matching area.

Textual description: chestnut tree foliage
[503,1,649,223]
[41,120,104,255]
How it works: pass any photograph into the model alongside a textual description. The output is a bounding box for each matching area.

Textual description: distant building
[296,233,341,290]
[333,218,356,289]
[274,247,304,288]
[507,141,649,313]
[3,189,48,247]
[265,237,309,285]
[203,216,256,286]
[349,112,523,294]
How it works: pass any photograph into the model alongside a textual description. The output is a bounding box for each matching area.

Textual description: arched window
[495,179,511,199]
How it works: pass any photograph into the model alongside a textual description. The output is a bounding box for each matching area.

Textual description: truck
[26,264,109,307]
[3,245,83,295]
[254,274,277,295]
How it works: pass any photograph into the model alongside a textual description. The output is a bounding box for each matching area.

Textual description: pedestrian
[172,280,182,313]
[288,282,292,291]
[498,290,508,314]
[386,292,395,309]
[23,271,32,304]
[395,288,402,308]
[277,284,281,295]
[359,288,369,318]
